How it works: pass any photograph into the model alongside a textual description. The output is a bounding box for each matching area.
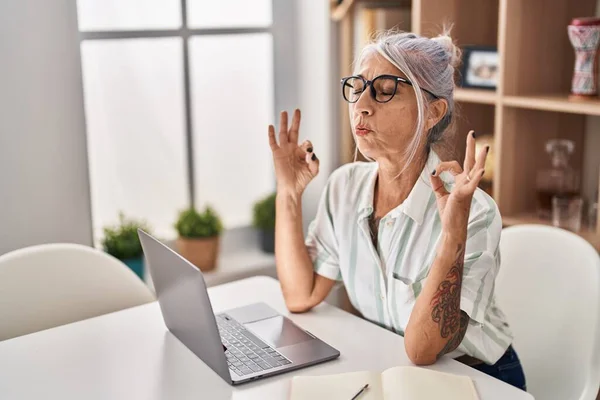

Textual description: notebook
[289,366,479,400]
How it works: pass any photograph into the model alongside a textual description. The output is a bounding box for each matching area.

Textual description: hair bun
[432,33,461,69]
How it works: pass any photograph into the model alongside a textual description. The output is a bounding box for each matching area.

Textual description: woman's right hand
[268,109,319,197]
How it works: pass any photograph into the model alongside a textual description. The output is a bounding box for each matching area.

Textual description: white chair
[496,224,600,400]
[0,243,155,341]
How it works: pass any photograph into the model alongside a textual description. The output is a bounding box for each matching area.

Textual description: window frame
[77,0,287,240]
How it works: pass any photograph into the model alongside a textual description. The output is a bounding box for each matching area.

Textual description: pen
[350,383,369,400]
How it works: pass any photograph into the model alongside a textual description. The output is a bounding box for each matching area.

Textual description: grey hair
[352,28,461,173]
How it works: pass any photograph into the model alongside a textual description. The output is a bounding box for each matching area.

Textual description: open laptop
[138,229,340,385]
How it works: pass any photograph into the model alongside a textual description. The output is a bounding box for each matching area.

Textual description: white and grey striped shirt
[306,150,513,365]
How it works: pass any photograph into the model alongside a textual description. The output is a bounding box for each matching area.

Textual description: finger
[432,161,463,177]
[299,140,313,153]
[305,151,320,176]
[268,125,278,151]
[430,174,449,200]
[296,140,313,159]
[279,111,289,145]
[466,168,485,191]
[474,143,489,171]
[288,109,301,144]
[464,130,476,173]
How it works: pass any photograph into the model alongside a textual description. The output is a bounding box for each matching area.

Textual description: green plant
[252,192,276,231]
[102,213,150,260]
[175,206,223,238]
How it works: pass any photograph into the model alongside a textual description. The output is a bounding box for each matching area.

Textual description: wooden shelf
[330,0,408,21]
[454,88,498,105]
[503,94,600,116]
[502,213,600,252]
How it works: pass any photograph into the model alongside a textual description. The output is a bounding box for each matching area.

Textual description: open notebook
[290,366,478,400]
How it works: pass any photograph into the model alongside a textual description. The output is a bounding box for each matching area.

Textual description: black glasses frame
[340,74,439,103]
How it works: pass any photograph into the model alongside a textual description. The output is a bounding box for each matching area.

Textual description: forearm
[275,192,320,311]
[404,225,469,365]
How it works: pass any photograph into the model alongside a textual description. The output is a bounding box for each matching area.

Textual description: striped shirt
[305,150,513,365]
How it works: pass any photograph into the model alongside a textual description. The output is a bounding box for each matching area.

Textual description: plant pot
[176,236,220,272]
[122,257,145,279]
[259,229,275,253]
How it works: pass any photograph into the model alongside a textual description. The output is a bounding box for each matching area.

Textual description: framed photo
[460,46,499,90]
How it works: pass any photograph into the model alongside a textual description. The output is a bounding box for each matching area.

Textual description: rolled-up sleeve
[305,179,342,281]
[460,195,503,324]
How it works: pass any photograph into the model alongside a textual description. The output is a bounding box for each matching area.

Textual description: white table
[0,276,534,400]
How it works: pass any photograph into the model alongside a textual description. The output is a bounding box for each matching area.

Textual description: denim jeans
[472,345,527,391]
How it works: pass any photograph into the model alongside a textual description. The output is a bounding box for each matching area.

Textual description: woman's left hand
[430,130,489,234]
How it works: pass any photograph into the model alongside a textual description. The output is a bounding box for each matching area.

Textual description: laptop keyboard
[217,314,292,376]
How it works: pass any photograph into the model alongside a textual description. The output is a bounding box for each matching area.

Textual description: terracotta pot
[176,236,220,272]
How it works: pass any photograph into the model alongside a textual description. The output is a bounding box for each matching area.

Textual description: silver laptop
[138,230,340,385]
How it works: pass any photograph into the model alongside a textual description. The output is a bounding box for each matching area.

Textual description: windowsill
[144,226,276,291]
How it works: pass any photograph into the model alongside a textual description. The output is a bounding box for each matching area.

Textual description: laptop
[138,229,340,385]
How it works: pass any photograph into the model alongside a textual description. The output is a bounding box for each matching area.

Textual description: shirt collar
[357,151,441,225]
[357,164,378,219]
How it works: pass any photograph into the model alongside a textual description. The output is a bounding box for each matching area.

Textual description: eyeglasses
[340,74,438,103]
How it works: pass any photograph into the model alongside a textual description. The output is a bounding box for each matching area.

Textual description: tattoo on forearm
[431,243,465,338]
[430,243,469,358]
[437,311,469,359]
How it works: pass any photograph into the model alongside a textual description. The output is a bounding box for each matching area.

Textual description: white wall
[273,1,299,117]
[295,0,336,233]
[0,0,93,255]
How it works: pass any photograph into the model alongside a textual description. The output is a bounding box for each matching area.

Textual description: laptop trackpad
[244,316,313,348]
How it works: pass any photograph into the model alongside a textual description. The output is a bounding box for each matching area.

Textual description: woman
[267,31,526,391]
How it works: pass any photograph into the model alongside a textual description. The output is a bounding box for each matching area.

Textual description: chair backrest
[496,225,600,400]
[0,243,155,341]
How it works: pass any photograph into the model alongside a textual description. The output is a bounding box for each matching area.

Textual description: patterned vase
[568,18,600,97]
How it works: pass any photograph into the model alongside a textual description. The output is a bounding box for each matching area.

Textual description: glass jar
[536,139,580,219]
[552,196,583,232]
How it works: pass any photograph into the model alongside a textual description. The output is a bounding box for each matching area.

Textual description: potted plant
[175,206,223,272]
[252,192,276,253]
[102,213,150,279]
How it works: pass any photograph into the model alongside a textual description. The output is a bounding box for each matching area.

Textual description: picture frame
[459,46,499,90]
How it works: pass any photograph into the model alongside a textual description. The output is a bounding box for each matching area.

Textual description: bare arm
[275,192,335,313]
[404,231,470,364]
[404,131,487,365]
[268,109,335,313]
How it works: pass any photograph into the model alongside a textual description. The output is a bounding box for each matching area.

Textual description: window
[77,0,276,240]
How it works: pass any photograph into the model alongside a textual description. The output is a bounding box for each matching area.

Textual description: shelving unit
[454,88,498,105]
[331,0,600,250]
[503,94,600,117]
